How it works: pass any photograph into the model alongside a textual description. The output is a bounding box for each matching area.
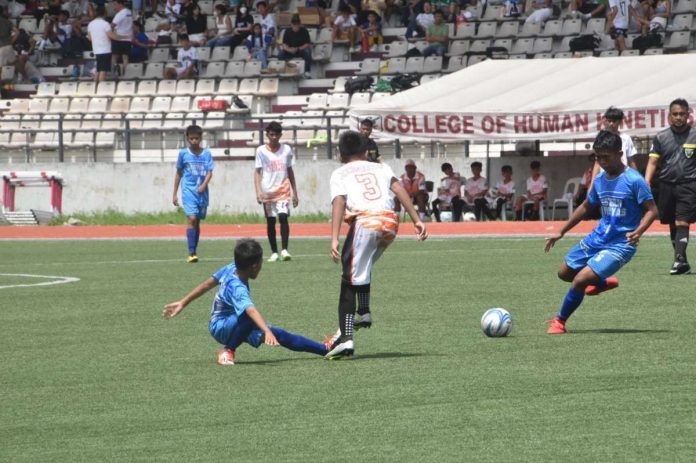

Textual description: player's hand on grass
[414,221,428,241]
[163,301,185,319]
[544,233,563,252]
[331,238,341,263]
[263,330,279,346]
[172,195,179,207]
[626,231,641,246]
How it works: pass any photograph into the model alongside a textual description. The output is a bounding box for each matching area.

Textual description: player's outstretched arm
[626,199,658,246]
[330,195,347,263]
[545,200,592,252]
[245,307,279,346]
[391,179,428,241]
[163,277,218,319]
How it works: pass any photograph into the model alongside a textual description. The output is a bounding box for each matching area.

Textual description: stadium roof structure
[350,55,696,142]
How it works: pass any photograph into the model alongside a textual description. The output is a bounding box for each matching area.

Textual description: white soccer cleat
[325,339,354,360]
[354,313,373,330]
[267,252,279,262]
[280,249,292,261]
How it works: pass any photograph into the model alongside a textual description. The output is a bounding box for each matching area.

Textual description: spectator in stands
[629,0,651,34]
[487,165,516,220]
[164,33,199,79]
[111,0,133,74]
[514,160,548,220]
[245,23,272,69]
[402,0,425,29]
[130,21,151,63]
[432,162,466,222]
[179,0,197,21]
[648,0,671,32]
[332,5,360,50]
[406,1,433,39]
[233,5,255,48]
[422,9,448,57]
[15,52,45,83]
[341,0,364,21]
[184,4,208,46]
[37,10,67,51]
[362,0,387,18]
[256,1,276,37]
[568,0,607,20]
[65,16,89,58]
[607,0,642,52]
[165,0,184,27]
[278,15,312,77]
[360,119,381,162]
[207,4,235,48]
[525,0,553,24]
[575,154,595,207]
[360,10,383,52]
[0,10,18,67]
[395,159,428,221]
[87,5,127,82]
[465,161,494,221]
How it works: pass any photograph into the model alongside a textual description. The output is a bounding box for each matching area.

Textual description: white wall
[1,156,589,215]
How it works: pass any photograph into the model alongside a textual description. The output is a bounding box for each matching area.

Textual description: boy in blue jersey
[172,125,213,263]
[544,130,658,334]
[163,238,329,365]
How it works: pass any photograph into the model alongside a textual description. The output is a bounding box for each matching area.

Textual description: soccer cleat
[585,277,619,296]
[323,329,341,350]
[354,312,373,330]
[325,339,354,360]
[187,254,199,263]
[546,317,567,335]
[670,261,691,275]
[217,348,235,365]
[280,249,292,261]
[267,252,279,262]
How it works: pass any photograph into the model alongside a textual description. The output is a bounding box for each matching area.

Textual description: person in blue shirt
[544,130,658,334]
[163,239,329,365]
[172,125,214,263]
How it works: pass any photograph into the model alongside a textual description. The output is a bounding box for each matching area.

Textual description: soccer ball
[463,212,476,222]
[481,308,513,337]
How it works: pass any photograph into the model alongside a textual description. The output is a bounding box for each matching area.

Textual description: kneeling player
[163,239,329,365]
[544,130,658,334]
[325,131,428,359]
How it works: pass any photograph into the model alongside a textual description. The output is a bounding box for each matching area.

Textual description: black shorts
[112,40,132,56]
[95,53,112,72]
[657,180,696,224]
[609,27,628,39]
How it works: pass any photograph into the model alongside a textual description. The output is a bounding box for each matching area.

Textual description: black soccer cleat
[670,261,691,275]
[354,313,372,330]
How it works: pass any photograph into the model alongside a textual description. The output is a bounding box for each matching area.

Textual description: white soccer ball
[463,212,476,222]
[481,308,513,337]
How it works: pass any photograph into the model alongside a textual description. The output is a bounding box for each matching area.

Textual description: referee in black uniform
[360,119,381,163]
[645,98,696,275]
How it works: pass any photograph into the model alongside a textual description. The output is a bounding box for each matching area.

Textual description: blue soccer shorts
[182,194,208,219]
[564,238,637,280]
[209,312,268,349]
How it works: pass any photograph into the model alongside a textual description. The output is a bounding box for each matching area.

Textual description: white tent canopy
[349,55,696,141]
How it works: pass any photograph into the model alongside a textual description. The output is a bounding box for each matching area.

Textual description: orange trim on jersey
[263,179,292,201]
[348,210,400,242]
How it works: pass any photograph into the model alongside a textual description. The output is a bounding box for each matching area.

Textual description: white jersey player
[325,131,428,360]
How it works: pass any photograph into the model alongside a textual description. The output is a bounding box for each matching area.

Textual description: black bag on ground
[632,32,663,54]
[569,34,600,52]
[344,75,374,94]
[390,73,420,93]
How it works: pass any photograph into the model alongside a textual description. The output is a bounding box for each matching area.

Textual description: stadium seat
[174,79,195,96]
[552,177,582,220]
[306,93,328,109]
[423,56,443,73]
[468,55,487,66]
[356,58,380,75]
[137,80,158,96]
[496,21,519,38]
[186,112,205,126]
[450,22,476,39]
[69,117,100,148]
[325,110,348,128]
[443,55,466,73]
[620,49,640,56]
[18,18,38,34]
[197,46,211,62]
[144,63,164,79]
[57,82,78,97]
[664,31,691,52]
[327,93,350,110]
[76,81,96,97]
[96,81,116,97]
[218,78,239,94]
[34,116,59,149]
[151,96,172,112]
[560,19,583,36]
[205,61,227,78]
[512,38,534,55]
[492,38,513,52]
[584,18,606,35]
[668,14,693,31]
[232,46,249,61]
[143,113,164,129]
[532,38,553,54]
[68,97,89,114]
[199,0,213,14]
[469,40,491,54]
[518,21,542,37]
[224,61,245,78]
[211,46,231,61]
[88,97,109,113]
[238,78,259,95]
[28,98,49,114]
[446,40,470,56]
[195,79,216,95]
[110,97,131,113]
[1,65,15,82]
[534,52,554,59]
[157,79,178,96]
[48,98,70,114]
[509,53,527,59]
[116,80,136,97]
[62,114,82,130]
[149,47,172,63]
[171,96,191,112]
[300,110,324,129]
[164,113,186,130]
[312,43,332,62]
[349,92,371,107]
[599,50,620,57]
[406,56,424,73]
[125,112,144,129]
[122,63,144,79]
[420,74,441,85]
[540,20,562,37]
[316,27,333,43]
[257,78,279,97]
[385,41,408,57]
[384,57,406,74]
[674,0,696,13]
[412,40,429,53]
[476,21,498,39]
[130,97,151,113]
[34,82,56,98]
[556,36,573,53]
[482,5,504,20]
[243,60,262,77]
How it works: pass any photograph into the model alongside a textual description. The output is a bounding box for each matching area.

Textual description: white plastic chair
[552,177,583,220]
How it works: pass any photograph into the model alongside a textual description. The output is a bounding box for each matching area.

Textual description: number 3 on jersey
[355,173,382,200]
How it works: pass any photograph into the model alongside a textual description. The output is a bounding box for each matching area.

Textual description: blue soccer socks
[558,287,585,321]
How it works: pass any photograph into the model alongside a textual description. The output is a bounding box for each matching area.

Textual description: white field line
[0,273,80,289]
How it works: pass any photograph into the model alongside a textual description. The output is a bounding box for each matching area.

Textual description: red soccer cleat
[546,317,567,335]
[585,277,619,296]
[217,348,235,366]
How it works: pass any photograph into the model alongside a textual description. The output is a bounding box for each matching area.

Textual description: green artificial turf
[1,237,694,462]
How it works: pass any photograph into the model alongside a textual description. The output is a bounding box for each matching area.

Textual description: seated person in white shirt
[487,164,516,220]
[164,34,198,79]
[432,162,467,222]
[464,161,494,221]
[514,160,548,221]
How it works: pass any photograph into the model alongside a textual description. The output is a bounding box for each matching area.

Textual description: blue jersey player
[172,125,214,263]
[163,239,330,365]
[544,130,658,334]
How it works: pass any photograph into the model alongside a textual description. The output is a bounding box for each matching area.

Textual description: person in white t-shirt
[164,34,199,78]
[256,1,276,37]
[607,0,641,52]
[332,5,359,49]
[254,122,299,263]
[111,0,133,70]
[514,160,548,220]
[487,165,516,220]
[407,1,433,39]
[87,5,128,82]
[465,161,494,221]
[590,106,639,185]
[324,130,428,360]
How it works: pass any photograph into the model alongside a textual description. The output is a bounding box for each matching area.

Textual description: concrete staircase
[1,211,39,226]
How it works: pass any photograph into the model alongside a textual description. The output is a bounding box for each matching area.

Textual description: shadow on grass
[571,328,670,334]
[242,352,436,365]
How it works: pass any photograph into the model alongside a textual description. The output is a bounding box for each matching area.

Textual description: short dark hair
[339,5,351,13]
[178,33,190,42]
[215,3,227,13]
[593,129,622,152]
[604,106,624,120]
[530,160,541,170]
[235,239,263,270]
[186,125,203,137]
[266,121,282,133]
[471,161,482,169]
[434,9,445,16]
[257,1,267,7]
[670,98,689,110]
[114,0,126,4]
[501,165,512,173]
[360,119,374,127]
[58,10,70,16]
[338,131,366,160]
[441,162,453,172]
[95,5,106,17]
[291,14,301,24]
